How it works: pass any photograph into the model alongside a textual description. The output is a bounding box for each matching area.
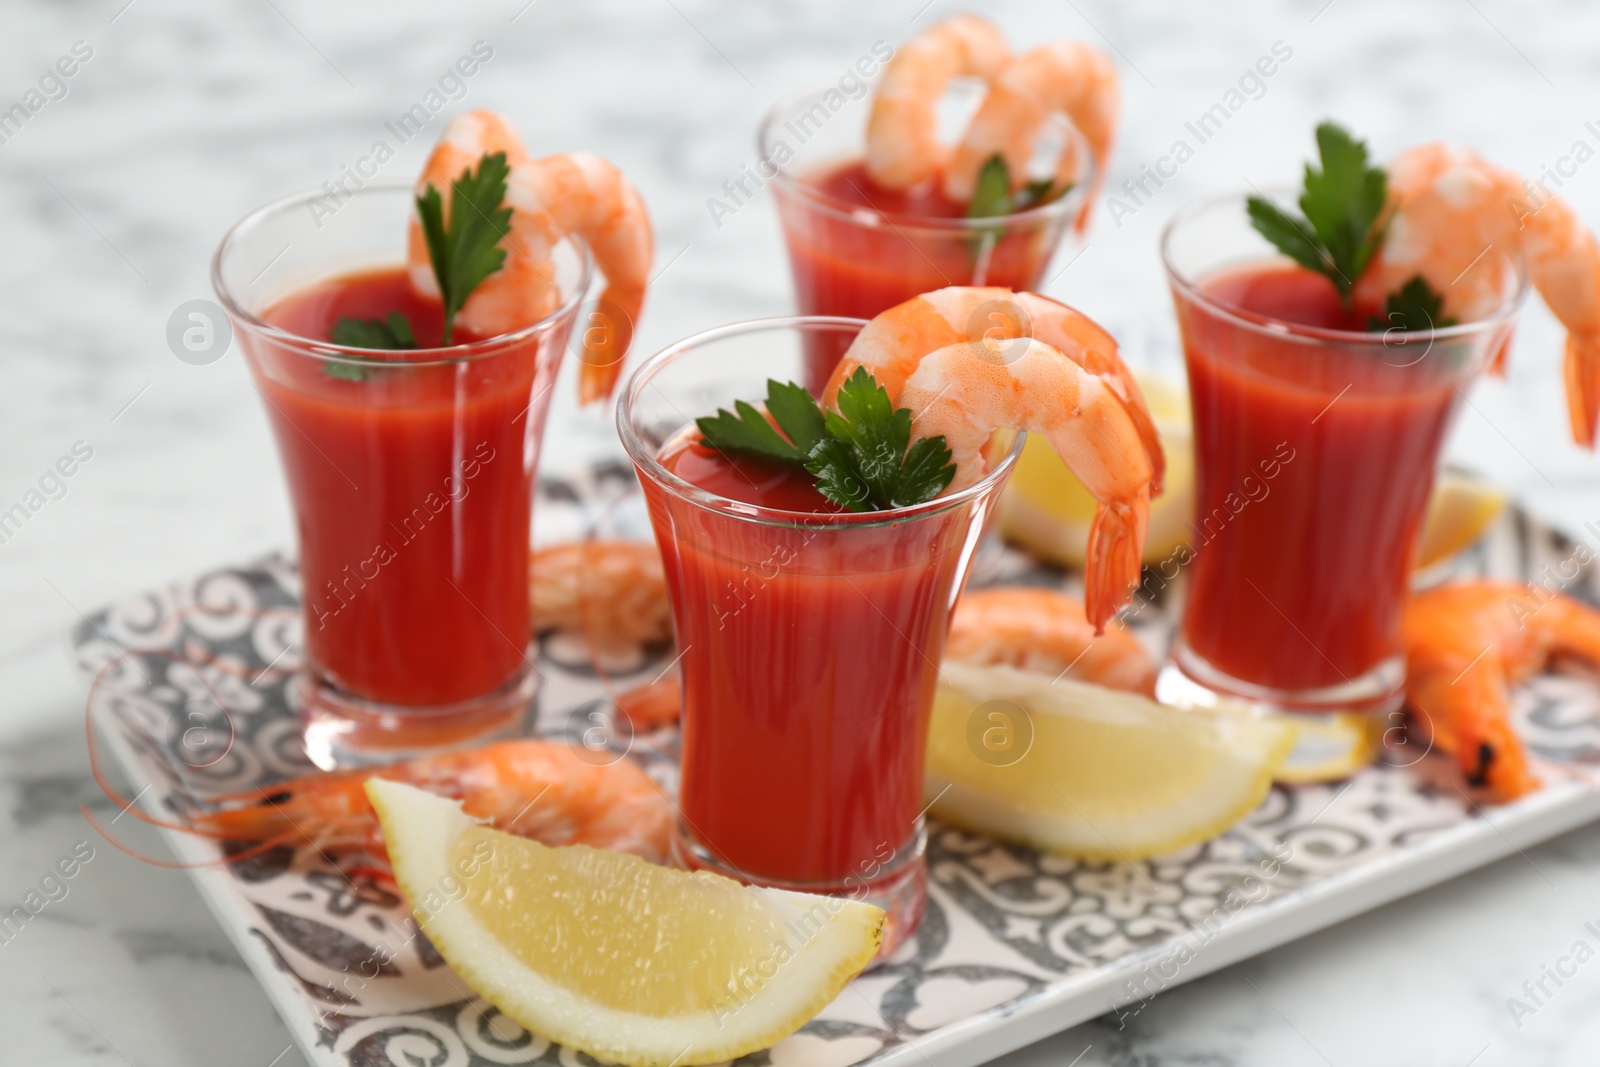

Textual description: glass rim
[210,178,594,369]
[616,314,1026,528]
[1159,187,1532,345]
[757,77,1092,234]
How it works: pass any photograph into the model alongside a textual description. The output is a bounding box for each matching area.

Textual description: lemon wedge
[926,662,1294,860]
[365,779,884,1066]
[999,374,1194,567]
[1272,711,1385,784]
[1000,380,1500,574]
[1416,468,1507,569]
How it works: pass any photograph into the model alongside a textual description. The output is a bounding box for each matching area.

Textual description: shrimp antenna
[81,637,300,849]
[78,803,297,870]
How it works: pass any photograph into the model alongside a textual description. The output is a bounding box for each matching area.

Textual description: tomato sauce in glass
[1177,263,1465,692]
[780,160,1067,394]
[255,267,543,707]
[646,436,967,884]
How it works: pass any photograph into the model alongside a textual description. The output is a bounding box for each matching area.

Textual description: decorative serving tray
[71,462,1600,1067]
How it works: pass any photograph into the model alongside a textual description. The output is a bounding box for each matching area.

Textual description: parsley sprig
[1248,120,1454,332]
[331,312,416,352]
[1247,122,1388,306]
[325,312,417,380]
[415,151,513,345]
[965,155,1067,260]
[694,369,957,512]
[326,151,513,370]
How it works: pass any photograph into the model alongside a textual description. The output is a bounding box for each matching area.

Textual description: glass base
[673,823,927,962]
[1158,638,1400,779]
[295,659,537,770]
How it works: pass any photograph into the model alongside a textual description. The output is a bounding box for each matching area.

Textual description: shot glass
[760,78,1092,394]
[617,317,1022,954]
[1156,190,1527,720]
[214,180,589,768]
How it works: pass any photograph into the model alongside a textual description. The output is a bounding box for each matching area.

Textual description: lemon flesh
[1272,711,1385,784]
[999,374,1195,567]
[1416,469,1506,569]
[366,779,883,1066]
[927,662,1294,860]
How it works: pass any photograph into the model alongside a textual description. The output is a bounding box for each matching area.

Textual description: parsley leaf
[331,311,417,351]
[896,435,959,507]
[1247,121,1388,304]
[1369,274,1457,333]
[1245,198,1329,277]
[415,151,513,345]
[322,359,370,382]
[693,379,829,464]
[809,368,956,511]
[965,155,1068,220]
[1019,177,1058,207]
[804,437,874,511]
[817,367,915,508]
[695,398,801,464]
[764,379,828,452]
[325,312,416,381]
[968,155,1015,220]
[694,369,957,513]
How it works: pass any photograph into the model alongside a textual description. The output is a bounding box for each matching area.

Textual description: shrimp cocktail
[1160,121,1600,724]
[619,290,1160,952]
[214,110,652,767]
[759,15,1117,394]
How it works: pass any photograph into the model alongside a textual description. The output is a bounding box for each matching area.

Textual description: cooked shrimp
[827,309,1152,629]
[864,14,1012,190]
[511,153,654,403]
[614,677,683,731]
[827,286,1165,493]
[944,40,1119,232]
[1402,581,1600,802]
[897,339,1150,629]
[1014,291,1164,494]
[169,739,673,868]
[408,112,653,403]
[947,587,1156,694]
[408,109,531,195]
[1351,143,1600,446]
[531,540,671,650]
[407,110,534,329]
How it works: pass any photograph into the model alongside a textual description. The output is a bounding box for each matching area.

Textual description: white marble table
[4,0,1600,1063]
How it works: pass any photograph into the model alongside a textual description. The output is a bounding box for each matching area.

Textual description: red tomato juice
[645,437,970,884]
[781,161,1067,394]
[1177,263,1466,692]
[252,267,546,708]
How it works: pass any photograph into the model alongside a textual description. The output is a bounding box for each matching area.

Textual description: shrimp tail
[1487,334,1512,378]
[1083,491,1147,633]
[576,180,653,405]
[1563,333,1600,449]
[577,281,646,405]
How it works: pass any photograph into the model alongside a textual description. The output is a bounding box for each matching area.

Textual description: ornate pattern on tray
[71,463,1600,1067]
